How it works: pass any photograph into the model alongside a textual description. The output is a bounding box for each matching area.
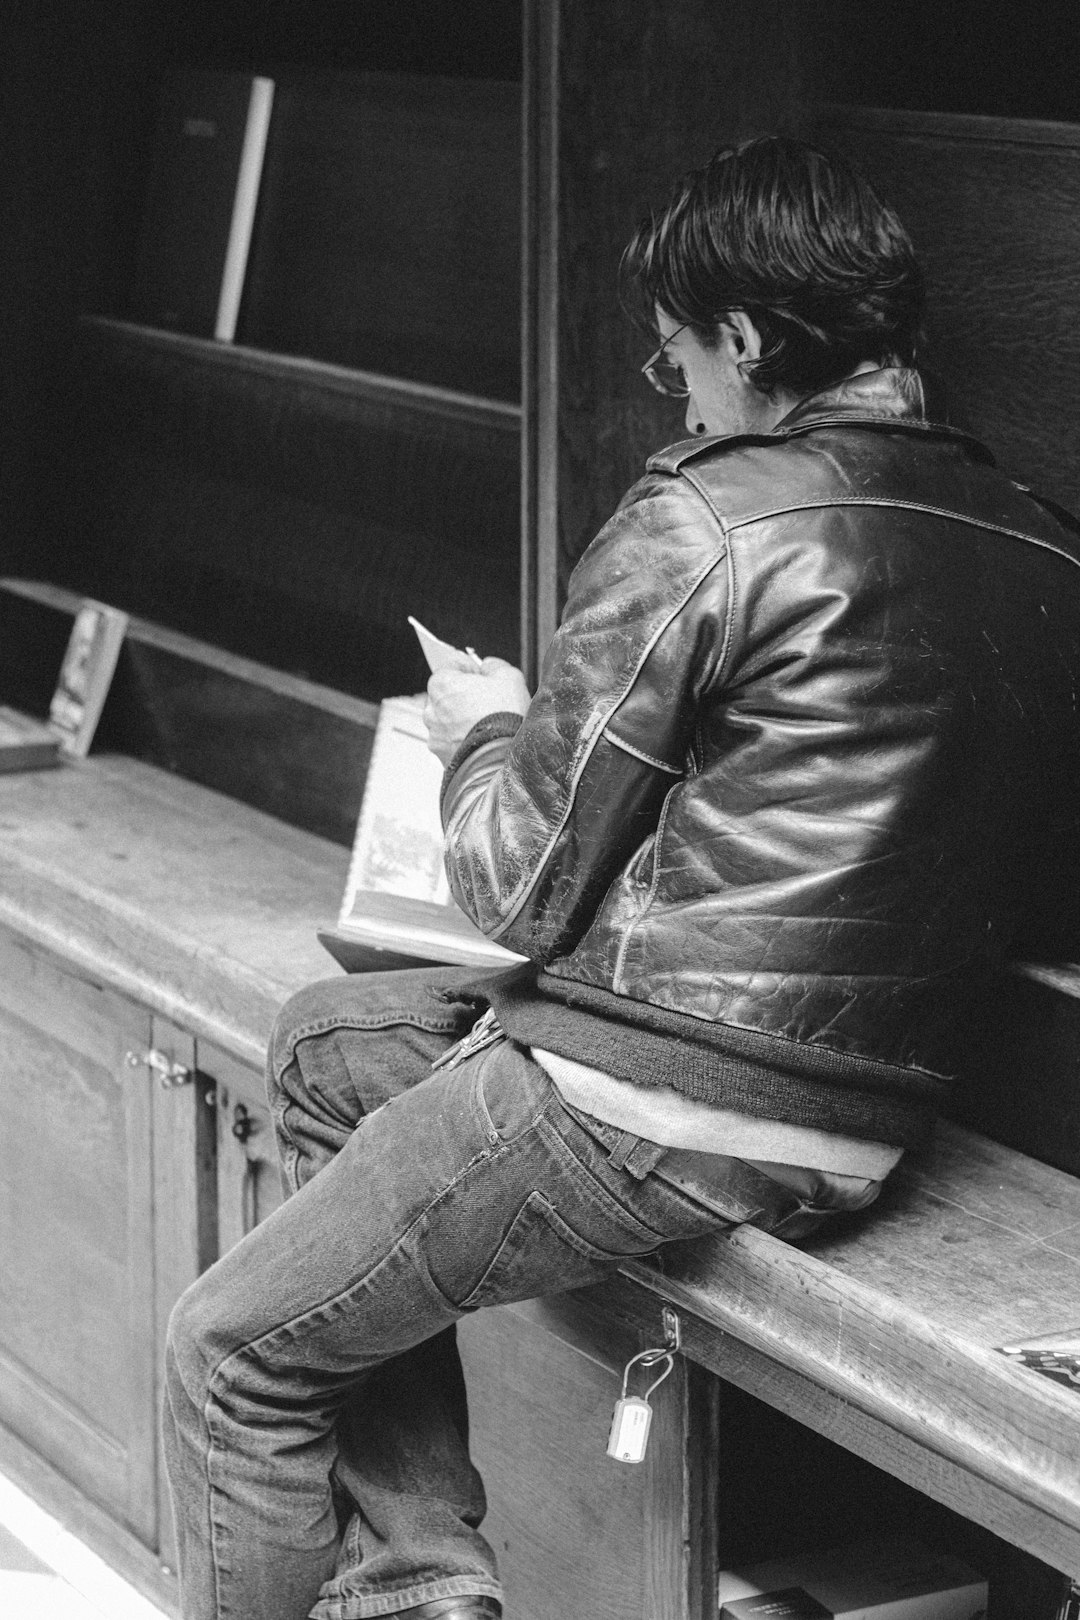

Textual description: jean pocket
[475,1041,557,1145]
[456,1190,649,1310]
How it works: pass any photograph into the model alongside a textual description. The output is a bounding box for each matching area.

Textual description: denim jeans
[162,967,878,1620]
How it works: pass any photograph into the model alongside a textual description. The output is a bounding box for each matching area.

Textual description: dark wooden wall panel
[106,641,375,848]
[805,0,1080,124]
[951,970,1080,1182]
[0,2,160,578]
[63,321,521,701]
[3,13,524,687]
[523,0,806,661]
[812,107,1080,517]
[193,0,522,82]
[241,73,521,401]
[0,583,377,848]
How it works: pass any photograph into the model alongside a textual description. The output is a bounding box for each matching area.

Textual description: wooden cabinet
[0,933,208,1592]
[0,933,156,1543]
[0,748,346,1610]
[0,941,291,1606]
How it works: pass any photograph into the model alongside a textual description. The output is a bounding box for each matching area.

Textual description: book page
[340,694,451,916]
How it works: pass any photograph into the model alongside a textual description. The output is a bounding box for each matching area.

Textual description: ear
[719,308,765,363]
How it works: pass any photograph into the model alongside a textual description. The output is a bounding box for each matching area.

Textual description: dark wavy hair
[621,135,924,398]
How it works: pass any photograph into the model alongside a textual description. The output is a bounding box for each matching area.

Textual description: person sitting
[162,135,1080,1620]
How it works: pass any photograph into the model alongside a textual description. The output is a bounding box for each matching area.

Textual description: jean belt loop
[606,1130,640,1170]
[606,1133,668,1180]
[621,1136,668,1179]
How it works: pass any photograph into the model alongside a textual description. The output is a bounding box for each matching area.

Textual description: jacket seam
[612,778,680,994]
[723,496,1080,568]
[486,539,729,942]
[609,474,735,983]
[779,414,978,444]
[602,728,682,775]
[718,531,738,686]
[669,466,740,689]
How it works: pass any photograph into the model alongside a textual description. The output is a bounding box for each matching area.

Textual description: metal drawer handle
[125,1048,193,1088]
[232,1102,256,1144]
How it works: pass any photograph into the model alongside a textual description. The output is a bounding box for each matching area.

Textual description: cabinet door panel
[458,1294,719,1620]
[0,930,158,1545]
[148,1016,216,1575]
[199,1042,284,1252]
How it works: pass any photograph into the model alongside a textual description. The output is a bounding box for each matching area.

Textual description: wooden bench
[0,748,1077,1618]
[617,1121,1080,1577]
[459,1102,1080,1620]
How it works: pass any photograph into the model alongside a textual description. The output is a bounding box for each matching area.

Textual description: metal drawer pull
[232,1102,256,1143]
[125,1048,193,1088]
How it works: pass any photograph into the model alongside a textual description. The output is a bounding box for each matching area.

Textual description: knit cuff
[440,711,523,817]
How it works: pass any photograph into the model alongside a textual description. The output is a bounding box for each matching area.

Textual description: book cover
[130,69,275,341]
[48,601,129,758]
[717,1538,987,1620]
[998,1326,1080,1390]
[325,694,522,970]
[0,707,61,773]
[720,1592,829,1620]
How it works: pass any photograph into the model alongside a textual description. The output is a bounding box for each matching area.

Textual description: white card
[408,615,481,673]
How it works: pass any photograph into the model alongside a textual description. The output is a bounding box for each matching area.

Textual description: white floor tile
[0,1569,110,1620]
[0,1469,169,1620]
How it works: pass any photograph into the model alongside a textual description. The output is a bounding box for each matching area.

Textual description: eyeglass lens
[648,356,689,397]
[643,323,691,397]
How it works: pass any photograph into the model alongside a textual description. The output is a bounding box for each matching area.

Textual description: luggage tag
[607,1342,676,1464]
[608,1309,680,1465]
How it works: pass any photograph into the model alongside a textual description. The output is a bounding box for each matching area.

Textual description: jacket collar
[776,366,928,431]
[649,368,997,478]
[774,367,995,463]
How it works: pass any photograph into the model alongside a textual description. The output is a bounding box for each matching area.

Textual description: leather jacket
[442,370,1080,1095]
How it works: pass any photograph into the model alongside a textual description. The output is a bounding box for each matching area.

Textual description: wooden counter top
[0,753,349,1067]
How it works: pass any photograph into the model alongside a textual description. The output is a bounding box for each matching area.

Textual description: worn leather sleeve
[440,471,731,962]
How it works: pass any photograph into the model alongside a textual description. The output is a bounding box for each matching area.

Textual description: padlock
[607,1395,653,1462]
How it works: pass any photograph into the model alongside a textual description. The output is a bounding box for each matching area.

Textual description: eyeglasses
[641,322,691,398]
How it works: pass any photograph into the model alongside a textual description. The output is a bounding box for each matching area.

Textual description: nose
[685,394,706,436]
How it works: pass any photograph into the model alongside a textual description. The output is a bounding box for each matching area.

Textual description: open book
[319,693,523,972]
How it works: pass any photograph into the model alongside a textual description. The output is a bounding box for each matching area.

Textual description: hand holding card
[411,615,532,766]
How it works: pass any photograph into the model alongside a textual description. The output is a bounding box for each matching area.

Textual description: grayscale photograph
[0,5,1078,1619]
